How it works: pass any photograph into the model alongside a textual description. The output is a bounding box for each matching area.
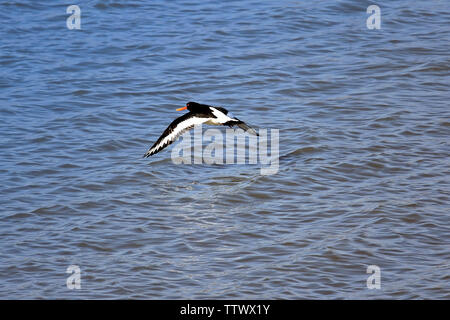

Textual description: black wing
[144,113,208,157]
[224,118,259,136]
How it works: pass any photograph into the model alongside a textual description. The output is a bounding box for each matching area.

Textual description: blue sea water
[0,0,449,299]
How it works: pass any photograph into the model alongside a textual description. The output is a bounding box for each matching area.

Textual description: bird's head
[176,101,201,112]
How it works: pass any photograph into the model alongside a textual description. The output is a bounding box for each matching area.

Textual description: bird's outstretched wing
[224,119,259,136]
[144,113,209,157]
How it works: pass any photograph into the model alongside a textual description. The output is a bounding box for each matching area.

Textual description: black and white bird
[143,102,258,157]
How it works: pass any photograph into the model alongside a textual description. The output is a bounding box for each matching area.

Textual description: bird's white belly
[205,118,222,125]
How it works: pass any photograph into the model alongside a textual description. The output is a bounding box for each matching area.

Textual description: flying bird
[143,102,258,157]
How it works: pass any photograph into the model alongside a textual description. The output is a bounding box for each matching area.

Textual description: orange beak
[176,106,187,111]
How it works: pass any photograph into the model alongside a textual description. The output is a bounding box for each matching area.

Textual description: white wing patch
[209,107,235,124]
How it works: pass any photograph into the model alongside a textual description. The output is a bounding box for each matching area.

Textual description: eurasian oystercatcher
[143,102,258,157]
